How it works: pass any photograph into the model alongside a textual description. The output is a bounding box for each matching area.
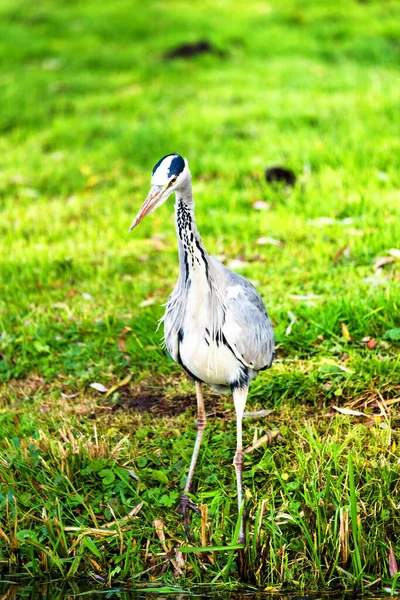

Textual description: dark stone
[265,165,297,187]
[165,40,214,59]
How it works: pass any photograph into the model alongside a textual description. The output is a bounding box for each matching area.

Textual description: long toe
[176,494,201,540]
[176,493,201,516]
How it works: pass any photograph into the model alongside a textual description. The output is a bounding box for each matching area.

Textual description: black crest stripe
[152,153,184,176]
[167,155,185,177]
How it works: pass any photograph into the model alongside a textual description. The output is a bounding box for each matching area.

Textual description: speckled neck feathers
[175,195,209,284]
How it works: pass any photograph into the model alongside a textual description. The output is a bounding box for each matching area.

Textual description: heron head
[129,153,189,231]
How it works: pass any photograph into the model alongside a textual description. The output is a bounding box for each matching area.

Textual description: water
[0,579,393,600]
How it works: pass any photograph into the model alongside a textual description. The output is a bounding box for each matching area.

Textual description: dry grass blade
[339,507,349,564]
[385,397,400,406]
[104,501,144,526]
[244,430,281,453]
[105,372,133,398]
[200,504,208,547]
[153,519,183,576]
[0,527,12,546]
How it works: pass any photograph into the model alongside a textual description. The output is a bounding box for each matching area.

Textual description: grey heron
[130,154,274,544]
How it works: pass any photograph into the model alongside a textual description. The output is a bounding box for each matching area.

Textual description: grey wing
[221,268,274,372]
[162,285,183,364]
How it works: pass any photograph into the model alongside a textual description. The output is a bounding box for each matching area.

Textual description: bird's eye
[170,177,177,186]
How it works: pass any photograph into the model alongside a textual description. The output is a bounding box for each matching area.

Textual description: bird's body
[130,153,274,543]
[164,204,274,391]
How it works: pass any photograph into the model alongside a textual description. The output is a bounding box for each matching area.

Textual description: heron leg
[232,386,248,545]
[176,381,206,539]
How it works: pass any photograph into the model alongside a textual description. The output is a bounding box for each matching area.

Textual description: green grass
[1,0,400,590]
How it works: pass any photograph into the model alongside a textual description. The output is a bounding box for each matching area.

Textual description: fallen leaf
[243,409,273,419]
[118,326,132,352]
[367,339,377,350]
[389,546,399,577]
[362,336,371,343]
[227,259,249,270]
[252,201,270,211]
[341,322,351,340]
[90,382,108,393]
[175,549,185,571]
[127,469,140,482]
[139,298,156,307]
[61,392,79,399]
[89,557,102,570]
[128,501,143,516]
[389,248,400,260]
[374,256,395,270]
[333,406,366,417]
[153,519,169,551]
[256,236,285,247]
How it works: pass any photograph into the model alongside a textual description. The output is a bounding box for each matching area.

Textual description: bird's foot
[176,493,200,540]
